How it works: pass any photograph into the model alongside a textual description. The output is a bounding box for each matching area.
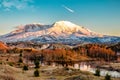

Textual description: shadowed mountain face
[0,21,120,45]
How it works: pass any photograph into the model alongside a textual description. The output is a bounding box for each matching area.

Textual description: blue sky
[0,0,120,36]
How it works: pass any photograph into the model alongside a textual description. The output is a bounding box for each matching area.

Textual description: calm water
[89,68,120,78]
[74,63,120,78]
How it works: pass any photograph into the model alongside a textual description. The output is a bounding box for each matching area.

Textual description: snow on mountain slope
[48,21,103,37]
[0,21,119,44]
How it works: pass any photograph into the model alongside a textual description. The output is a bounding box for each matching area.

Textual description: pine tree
[19,53,22,57]
[105,74,111,80]
[18,57,23,63]
[34,69,39,77]
[23,65,28,71]
[18,53,23,63]
[94,69,100,76]
[34,59,40,69]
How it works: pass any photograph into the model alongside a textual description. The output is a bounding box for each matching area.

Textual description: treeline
[23,44,117,63]
[73,44,116,61]
[108,42,120,52]
[24,49,80,62]
[4,43,118,62]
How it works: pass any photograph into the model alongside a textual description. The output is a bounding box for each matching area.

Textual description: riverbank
[98,62,120,72]
[0,63,120,80]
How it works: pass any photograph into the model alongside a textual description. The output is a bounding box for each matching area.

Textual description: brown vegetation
[0,41,8,53]
[73,44,116,61]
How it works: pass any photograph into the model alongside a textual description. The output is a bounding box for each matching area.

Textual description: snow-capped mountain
[0,21,120,45]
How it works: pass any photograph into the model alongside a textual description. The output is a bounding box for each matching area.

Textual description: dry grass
[0,75,15,80]
[0,63,120,80]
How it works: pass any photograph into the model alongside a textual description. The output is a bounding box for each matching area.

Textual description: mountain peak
[54,21,77,27]
[52,20,98,36]
[53,21,85,31]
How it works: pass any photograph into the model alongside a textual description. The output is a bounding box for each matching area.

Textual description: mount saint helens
[0,21,120,45]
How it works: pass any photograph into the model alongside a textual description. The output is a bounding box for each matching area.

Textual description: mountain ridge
[0,21,120,45]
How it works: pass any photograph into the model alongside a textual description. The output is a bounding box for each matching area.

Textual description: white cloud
[1,0,34,11]
[62,5,74,13]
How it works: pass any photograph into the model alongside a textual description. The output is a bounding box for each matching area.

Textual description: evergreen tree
[23,65,28,71]
[19,53,22,57]
[18,57,23,63]
[34,59,40,69]
[94,69,100,76]
[34,69,39,77]
[18,53,23,63]
[105,74,111,80]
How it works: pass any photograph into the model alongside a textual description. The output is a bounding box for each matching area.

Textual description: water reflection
[89,68,120,78]
[73,62,120,78]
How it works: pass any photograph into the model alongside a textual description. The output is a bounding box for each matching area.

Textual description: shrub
[34,69,39,77]
[23,65,28,71]
[94,68,100,76]
[0,61,2,64]
[105,74,111,80]
[8,62,14,66]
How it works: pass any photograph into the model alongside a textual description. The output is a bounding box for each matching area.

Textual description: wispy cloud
[62,5,74,13]
[1,0,34,11]
[4,8,11,11]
